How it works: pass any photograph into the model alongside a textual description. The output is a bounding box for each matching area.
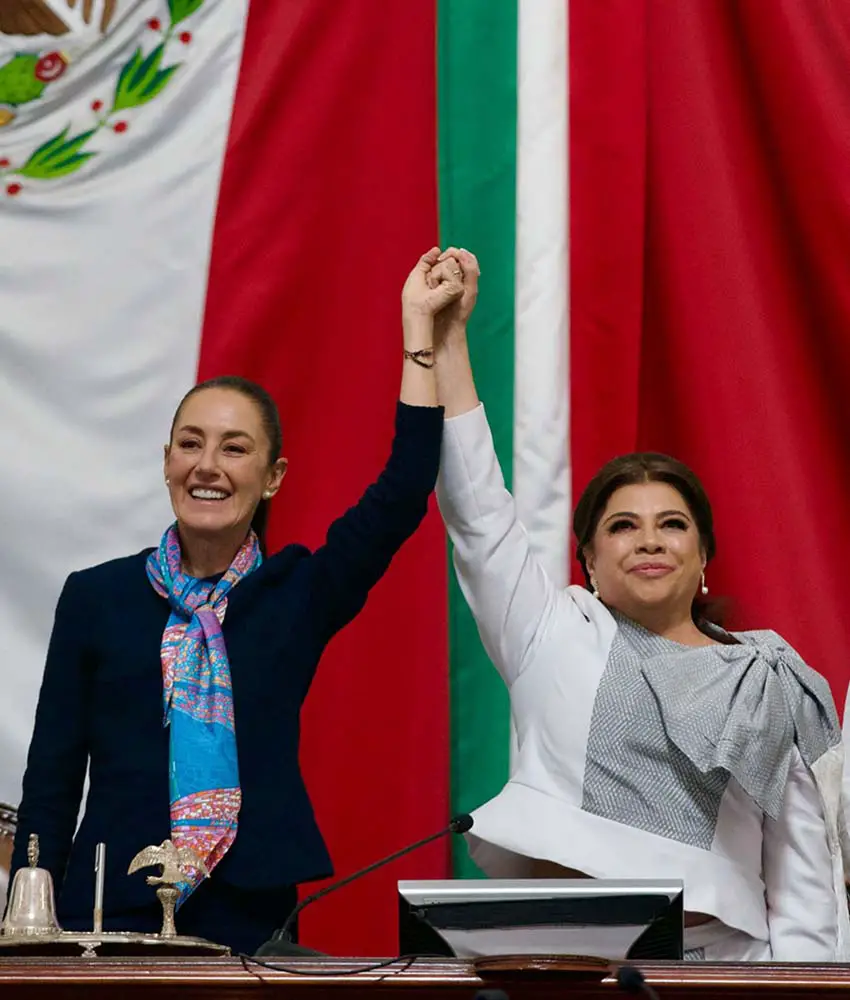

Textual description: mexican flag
[2,0,850,955]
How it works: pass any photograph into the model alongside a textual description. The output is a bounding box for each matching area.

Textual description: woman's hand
[426,248,480,346]
[399,248,463,406]
[427,248,481,416]
[434,247,480,325]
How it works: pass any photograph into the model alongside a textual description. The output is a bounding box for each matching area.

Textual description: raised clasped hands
[428,247,480,334]
[402,247,480,321]
[402,247,466,323]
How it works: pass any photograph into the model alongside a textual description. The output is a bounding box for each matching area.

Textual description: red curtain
[199,0,448,956]
[571,0,850,705]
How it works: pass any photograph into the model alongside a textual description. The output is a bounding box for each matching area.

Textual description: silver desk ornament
[0,835,226,957]
[127,840,210,939]
[1,833,61,937]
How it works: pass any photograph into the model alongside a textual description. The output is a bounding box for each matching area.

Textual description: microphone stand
[254,814,473,958]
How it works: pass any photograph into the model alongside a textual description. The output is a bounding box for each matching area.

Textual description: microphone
[254,813,474,957]
[616,965,661,1000]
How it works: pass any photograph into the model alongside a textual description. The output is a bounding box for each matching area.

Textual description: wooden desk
[1,957,850,1000]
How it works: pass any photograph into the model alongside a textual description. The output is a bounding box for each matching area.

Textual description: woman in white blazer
[428,247,849,961]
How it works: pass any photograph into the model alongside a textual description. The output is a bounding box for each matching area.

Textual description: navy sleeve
[11,573,91,889]
[308,402,443,637]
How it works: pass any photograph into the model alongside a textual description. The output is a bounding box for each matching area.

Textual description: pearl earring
[701,572,708,596]
[262,490,273,500]
[165,477,170,486]
[591,580,600,600]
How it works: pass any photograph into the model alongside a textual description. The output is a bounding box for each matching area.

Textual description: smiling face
[164,387,286,549]
[584,480,705,623]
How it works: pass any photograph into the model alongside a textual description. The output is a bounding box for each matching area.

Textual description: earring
[262,490,273,500]
[700,571,708,596]
[165,477,170,486]
[591,580,600,600]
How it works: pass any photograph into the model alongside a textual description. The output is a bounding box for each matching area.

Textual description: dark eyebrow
[176,425,256,444]
[602,511,637,526]
[602,509,692,526]
[658,509,691,521]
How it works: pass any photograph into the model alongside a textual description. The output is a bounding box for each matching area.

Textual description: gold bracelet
[404,348,435,369]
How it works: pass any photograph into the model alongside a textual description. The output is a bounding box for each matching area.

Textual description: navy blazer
[12,403,443,921]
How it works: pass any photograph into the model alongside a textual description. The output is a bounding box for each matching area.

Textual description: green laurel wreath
[1,0,205,187]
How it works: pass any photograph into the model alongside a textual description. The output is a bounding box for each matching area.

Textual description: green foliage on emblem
[168,0,205,27]
[113,44,179,112]
[18,127,96,179]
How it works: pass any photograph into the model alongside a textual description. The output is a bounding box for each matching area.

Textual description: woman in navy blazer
[9,249,464,954]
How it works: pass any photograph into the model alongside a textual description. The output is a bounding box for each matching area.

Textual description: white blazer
[437,403,849,961]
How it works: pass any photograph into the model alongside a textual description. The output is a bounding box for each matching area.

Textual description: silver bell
[1,833,61,936]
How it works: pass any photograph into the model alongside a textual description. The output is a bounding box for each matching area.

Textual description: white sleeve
[437,404,589,687]
[763,746,839,960]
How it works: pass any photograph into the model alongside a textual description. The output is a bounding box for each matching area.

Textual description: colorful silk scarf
[146,523,262,904]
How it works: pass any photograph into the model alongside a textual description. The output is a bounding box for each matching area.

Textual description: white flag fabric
[0,0,248,805]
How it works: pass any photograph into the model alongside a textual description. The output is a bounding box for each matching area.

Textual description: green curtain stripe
[437,0,518,877]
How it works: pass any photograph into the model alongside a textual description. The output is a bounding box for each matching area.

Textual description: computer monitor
[398,879,683,960]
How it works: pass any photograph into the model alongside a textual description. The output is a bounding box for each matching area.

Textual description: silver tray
[0,930,230,958]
